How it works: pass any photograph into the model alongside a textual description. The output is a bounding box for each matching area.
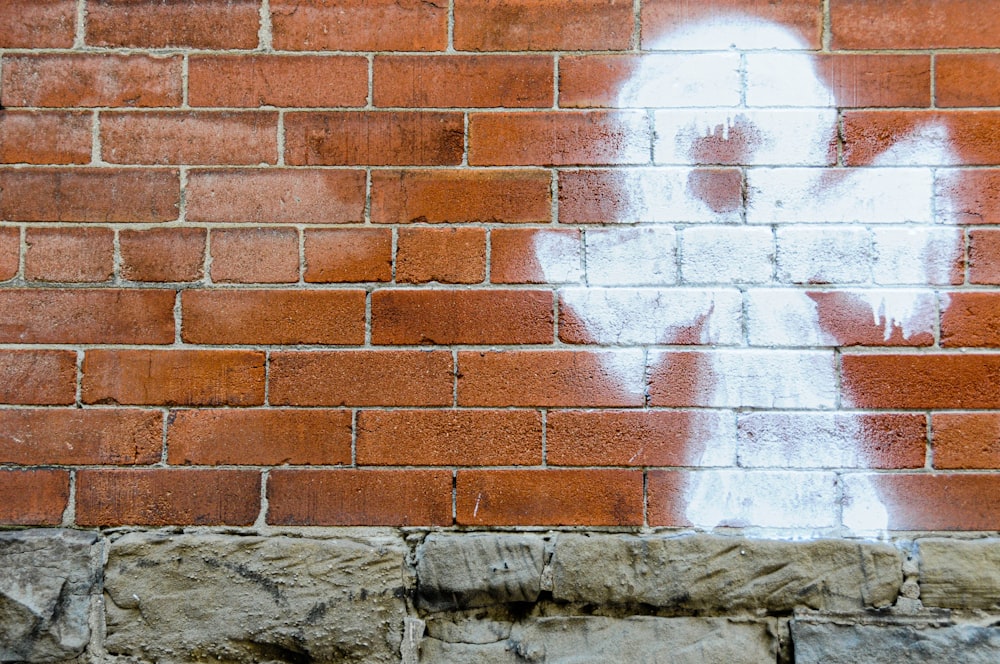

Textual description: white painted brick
[776,226,871,284]
[532,230,585,284]
[872,226,963,285]
[585,227,677,286]
[681,226,774,284]
[559,287,743,345]
[738,412,892,468]
[644,17,815,51]
[745,53,835,107]
[616,53,741,108]
[747,168,935,224]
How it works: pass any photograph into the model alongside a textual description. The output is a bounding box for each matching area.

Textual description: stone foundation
[4,528,1000,663]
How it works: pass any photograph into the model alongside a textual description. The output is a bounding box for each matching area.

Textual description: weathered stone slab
[552,534,901,613]
[420,616,776,663]
[104,532,407,663]
[0,529,101,663]
[417,533,545,611]
[792,620,1000,663]
[918,538,1000,609]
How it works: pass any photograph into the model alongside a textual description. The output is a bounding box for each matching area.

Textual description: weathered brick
[188,55,367,108]
[937,54,1000,108]
[187,169,364,224]
[2,54,182,108]
[942,293,1000,347]
[0,350,76,405]
[120,228,205,282]
[267,469,453,526]
[0,111,91,165]
[269,351,454,406]
[271,0,448,51]
[939,170,1000,225]
[642,0,823,49]
[374,55,553,108]
[86,0,259,48]
[167,409,352,466]
[372,289,552,345]
[682,226,773,284]
[396,228,486,284]
[209,227,299,284]
[76,469,260,526]
[25,227,114,283]
[456,469,643,526]
[831,0,1000,49]
[457,350,645,407]
[844,111,1000,166]
[285,112,463,166]
[491,228,583,284]
[971,230,1000,284]
[371,169,551,224]
[0,409,161,465]
[0,168,179,222]
[0,0,75,48]
[454,0,633,51]
[101,112,278,165]
[0,289,175,344]
[0,227,18,281]
[775,226,870,285]
[843,473,1000,530]
[357,409,543,466]
[842,354,1000,409]
[182,289,365,345]
[304,228,391,283]
[0,470,69,525]
[82,349,266,406]
[560,228,675,285]
[933,414,1000,469]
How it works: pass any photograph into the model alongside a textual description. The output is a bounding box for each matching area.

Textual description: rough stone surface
[417,533,545,611]
[0,529,101,663]
[918,538,1000,609]
[792,620,1000,663]
[420,616,776,663]
[103,532,407,663]
[552,534,902,613]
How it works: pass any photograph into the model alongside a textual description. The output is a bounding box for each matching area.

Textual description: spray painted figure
[536,17,963,535]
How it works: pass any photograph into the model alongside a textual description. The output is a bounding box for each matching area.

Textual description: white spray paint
[534,14,961,536]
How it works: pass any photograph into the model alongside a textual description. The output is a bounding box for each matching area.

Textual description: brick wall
[3,0,1000,533]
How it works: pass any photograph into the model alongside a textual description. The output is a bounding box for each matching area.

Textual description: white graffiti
[536,16,962,536]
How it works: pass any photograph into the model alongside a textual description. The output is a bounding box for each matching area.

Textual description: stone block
[792,620,1000,663]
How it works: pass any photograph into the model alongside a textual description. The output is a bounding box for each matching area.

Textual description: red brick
[285,112,463,166]
[304,228,391,283]
[937,54,1000,108]
[76,469,260,526]
[374,55,553,108]
[182,289,365,345]
[933,414,1000,470]
[456,469,643,526]
[1,54,182,108]
[271,0,448,51]
[547,410,730,466]
[457,350,645,407]
[832,0,1000,49]
[559,55,644,108]
[815,55,931,108]
[808,291,935,347]
[939,171,1000,225]
[187,169,365,224]
[25,227,114,283]
[642,0,822,49]
[842,354,1000,409]
[0,227,19,281]
[210,227,299,284]
[101,112,278,165]
[267,469,453,526]
[82,349,266,406]
[120,228,205,282]
[189,55,367,108]
[0,470,69,526]
[843,111,1000,167]
[0,168,179,222]
[454,0,632,51]
[491,228,582,284]
[0,350,76,405]
[167,409,351,466]
[371,169,551,224]
[372,289,553,345]
[0,0,75,48]
[845,473,1000,530]
[0,111,91,165]
[469,111,651,166]
[971,230,1000,284]
[0,409,161,465]
[270,350,453,406]
[0,289,175,344]
[86,0,259,48]
[356,409,542,466]
[941,293,1000,347]
[396,227,486,284]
